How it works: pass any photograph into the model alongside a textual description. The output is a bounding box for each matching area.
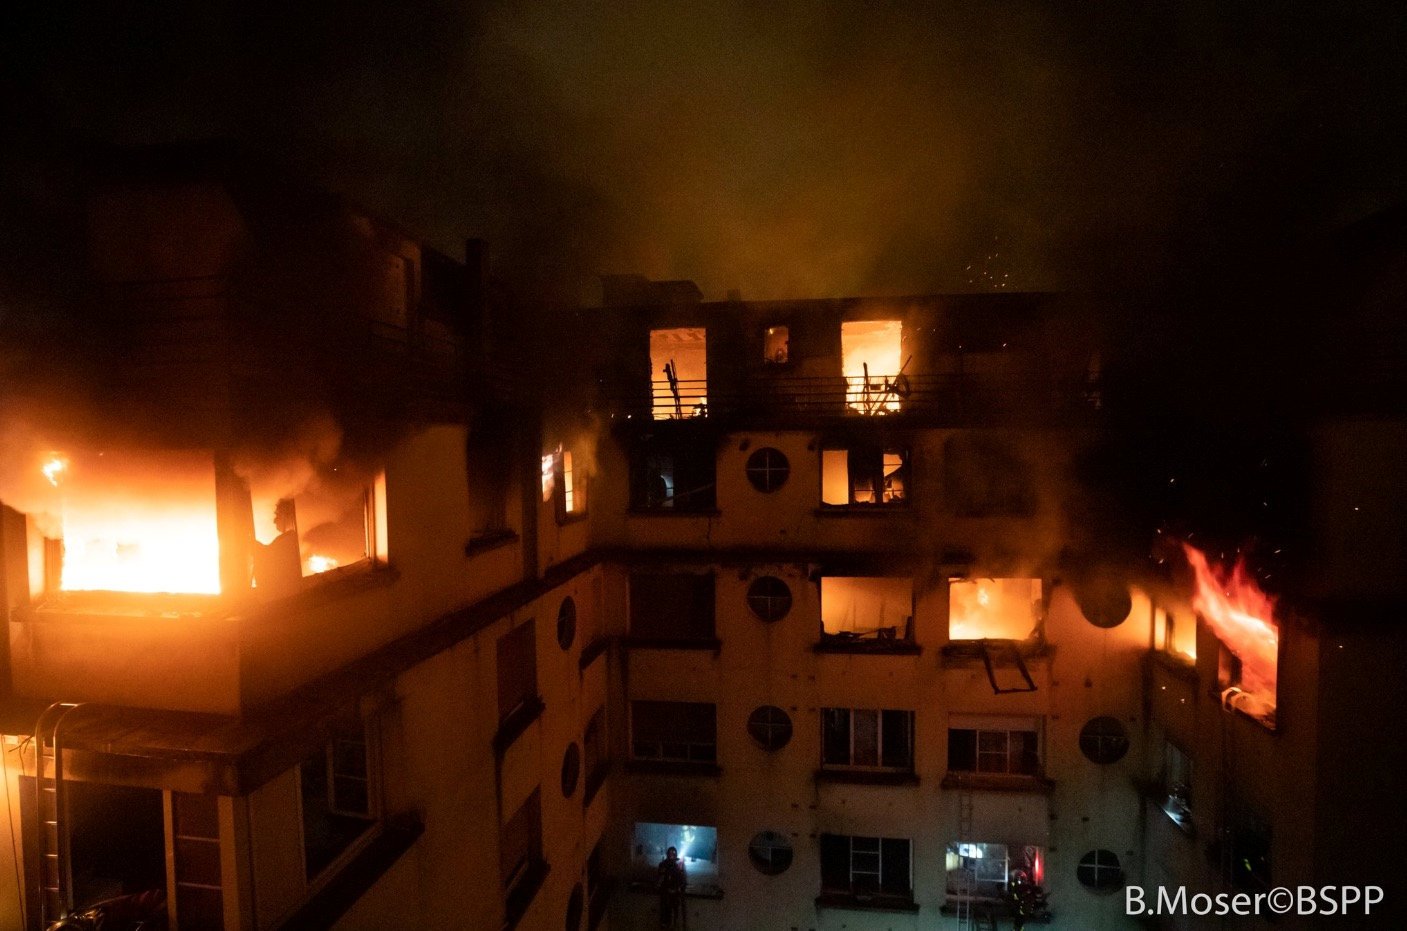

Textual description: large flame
[948,577,1042,640]
[1181,543,1278,719]
[48,450,222,594]
[841,320,903,414]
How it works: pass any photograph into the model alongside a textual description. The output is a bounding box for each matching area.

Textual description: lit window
[763,325,790,364]
[546,446,587,520]
[821,446,908,506]
[650,327,708,419]
[841,320,904,414]
[821,708,914,771]
[948,577,1042,640]
[1155,606,1197,662]
[631,823,719,895]
[819,576,913,643]
[250,471,388,591]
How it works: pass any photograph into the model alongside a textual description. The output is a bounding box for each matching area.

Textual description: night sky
[5,2,1406,303]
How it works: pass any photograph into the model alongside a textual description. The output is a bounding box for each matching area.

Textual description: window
[819,834,912,901]
[821,446,909,507]
[1074,579,1131,629]
[948,716,1040,776]
[557,596,577,650]
[1229,806,1272,892]
[1154,606,1197,662]
[748,831,793,875]
[651,327,708,419]
[945,842,1029,901]
[841,320,904,414]
[466,411,514,538]
[746,705,793,751]
[1076,849,1124,893]
[583,706,609,801]
[1161,741,1192,828]
[629,572,715,642]
[250,471,389,592]
[561,742,581,797]
[172,792,223,927]
[300,716,377,879]
[497,620,539,726]
[947,577,1042,640]
[745,447,790,492]
[630,434,716,511]
[631,701,716,763]
[1078,716,1130,765]
[502,789,545,919]
[822,708,914,771]
[631,823,720,893]
[943,435,1034,516]
[746,576,792,622]
[819,576,913,644]
[764,325,790,364]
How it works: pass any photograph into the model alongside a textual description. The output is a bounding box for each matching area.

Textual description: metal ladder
[33,702,83,928]
[953,774,975,931]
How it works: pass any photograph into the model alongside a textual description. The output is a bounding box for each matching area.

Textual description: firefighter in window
[1005,868,1050,929]
[656,845,687,927]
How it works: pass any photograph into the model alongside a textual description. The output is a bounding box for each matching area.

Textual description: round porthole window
[557,596,577,650]
[561,742,581,797]
[1074,579,1132,629]
[745,447,790,492]
[747,705,793,751]
[746,576,792,622]
[1077,849,1124,892]
[748,831,794,875]
[1079,716,1130,765]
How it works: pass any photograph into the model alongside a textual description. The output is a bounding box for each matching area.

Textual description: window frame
[820,444,911,509]
[821,707,914,772]
[819,833,913,902]
[630,700,717,764]
[947,720,1042,777]
[297,714,382,887]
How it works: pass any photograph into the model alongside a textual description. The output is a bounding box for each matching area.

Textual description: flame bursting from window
[44,450,222,594]
[1181,543,1279,716]
[841,320,903,414]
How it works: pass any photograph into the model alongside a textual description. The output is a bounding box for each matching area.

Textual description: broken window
[763,325,790,365]
[947,577,1042,641]
[821,446,909,507]
[945,843,1045,902]
[841,320,906,414]
[501,788,545,919]
[629,572,715,642]
[819,576,913,644]
[250,471,388,593]
[497,620,539,726]
[650,327,708,419]
[1161,741,1192,829]
[820,834,912,902]
[631,823,719,893]
[943,435,1035,516]
[630,701,716,763]
[630,435,716,512]
[948,716,1041,776]
[821,708,914,771]
[300,715,377,879]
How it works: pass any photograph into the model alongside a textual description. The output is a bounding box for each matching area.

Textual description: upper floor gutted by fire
[0,146,1402,930]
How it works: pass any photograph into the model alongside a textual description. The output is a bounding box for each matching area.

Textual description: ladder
[33,702,83,928]
[953,774,975,931]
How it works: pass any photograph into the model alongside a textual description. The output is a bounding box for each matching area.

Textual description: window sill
[464,529,519,557]
[940,639,1049,664]
[627,880,725,900]
[623,636,722,652]
[815,638,920,656]
[625,759,721,777]
[941,772,1054,794]
[493,696,545,755]
[579,636,612,670]
[815,506,913,517]
[816,892,919,913]
[584,762,611,806]
[816,769,919,786]
[627,508,722,518]
[504,858,550,930]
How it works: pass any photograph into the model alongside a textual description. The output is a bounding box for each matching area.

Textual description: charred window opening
[630,701,716,763]
[650,327,708,420]
[820,834,912,903]
[821,708,914,772]
[629,572,715,642]
[946,843,1046,902]
[841,320,906,414]
[250,471,388,595]
[630,435,716,512]
[631,822,720,894]
[821,445,909,507]
[948,577,1043,641]
[819,576,913,647]
[300,714,377,880]
[948,716,1041,777]
[502,788,546,923]
[763,325,790,365]
[943,435,1035,517]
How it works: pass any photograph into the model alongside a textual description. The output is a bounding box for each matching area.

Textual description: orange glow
[949,578,1041,640]
[1181,543,1278,719]
[650,327,708,419]
[541,452,556,502]
[841,320,902,413]
[306,554,339,574]
[46,450,221,594]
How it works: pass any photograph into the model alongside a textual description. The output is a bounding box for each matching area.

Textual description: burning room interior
[1,5,1406,931]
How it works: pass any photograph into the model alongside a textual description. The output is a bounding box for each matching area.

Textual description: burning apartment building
[0,145,1403,931]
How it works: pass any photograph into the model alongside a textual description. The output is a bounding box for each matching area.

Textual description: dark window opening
[501,789,545,919]
[301,716,376,880]
[497,620,539,725]
[630,436,716,512]
[745,447,790,492]
[172,792,224,928]
[1076,849,1124,893]
[466,411,514,537]
[748,831,793,875]
[822,708,914,771]
[1229,810,1272,892]
[561,742,581,798]
[557,597,577,651]
[631,701,716,763]
[583,706,609,798]
[1078,716,1130,765]
[746,576,792,622]
[746,705,794,751]
[1161,741,1192,829]
[819,834,912,901]
[948,724,1040,776]
[630,572,715,641]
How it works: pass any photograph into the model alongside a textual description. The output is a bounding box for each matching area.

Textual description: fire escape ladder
[979,639,1038,694]
[953,774,975,931]
[33,702,83,927]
